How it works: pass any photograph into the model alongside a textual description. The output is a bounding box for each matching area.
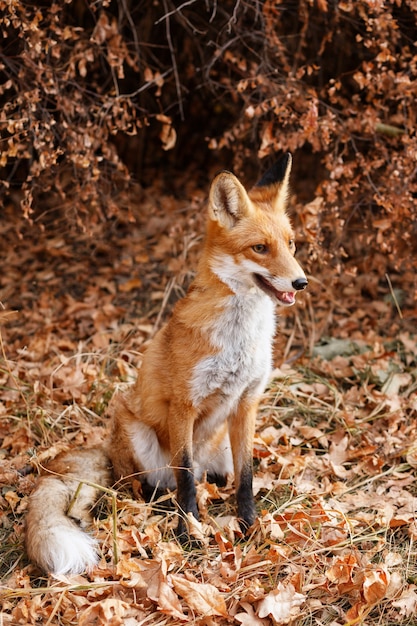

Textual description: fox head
[206,153,307,306]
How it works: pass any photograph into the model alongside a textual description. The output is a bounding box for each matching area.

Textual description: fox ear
[256,152,292,188]
[252,152,292,212]
[209,171,251,229]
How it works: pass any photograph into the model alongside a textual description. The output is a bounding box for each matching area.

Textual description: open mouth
[254,274,296,306]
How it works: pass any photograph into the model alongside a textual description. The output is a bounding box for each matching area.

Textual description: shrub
[1,1,416,281]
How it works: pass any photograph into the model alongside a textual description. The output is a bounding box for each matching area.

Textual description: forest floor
[0,177,416,626]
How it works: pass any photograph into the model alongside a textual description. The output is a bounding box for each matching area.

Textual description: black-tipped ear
[255,152,292,188]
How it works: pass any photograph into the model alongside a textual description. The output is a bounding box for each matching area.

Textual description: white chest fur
[190,292,275,410]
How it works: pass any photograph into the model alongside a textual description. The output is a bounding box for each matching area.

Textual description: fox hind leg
[205,428,233,488]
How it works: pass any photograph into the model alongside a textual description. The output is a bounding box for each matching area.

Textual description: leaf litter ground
[0,183,416,625]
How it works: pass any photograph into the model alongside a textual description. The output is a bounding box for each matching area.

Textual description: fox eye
[289,239,295,249]
[252,243,268,254]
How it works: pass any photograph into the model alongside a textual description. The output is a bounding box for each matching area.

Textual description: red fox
[25,153,308,576]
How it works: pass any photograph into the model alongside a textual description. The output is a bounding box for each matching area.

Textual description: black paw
[237,502,257,535]
[174,519,203,550]
[206,472,228,488]
[141,480,172,508]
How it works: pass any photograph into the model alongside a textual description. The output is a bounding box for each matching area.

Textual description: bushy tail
[25,448,112,576]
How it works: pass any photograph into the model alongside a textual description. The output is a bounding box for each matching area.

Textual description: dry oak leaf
[346,568,394,621]
[119,558,185,620]
[320,523,348,547]
[392,584,417,616]
[259,511,285,540]
[235,601,268,625]
[157,581,186,621]
[325,553,362,594]
[78,598,131,626]
[116,557,148,590]
[362,567,390,604]
[171,574,229,618]
[215,532,242,583]
[257,582,305,624]
[328,434,350,478]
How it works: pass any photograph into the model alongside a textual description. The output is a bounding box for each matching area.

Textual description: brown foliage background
[1,0,416,296]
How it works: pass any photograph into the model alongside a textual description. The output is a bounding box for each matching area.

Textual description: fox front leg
[174,450,200,540]
[169,404,199,540]
[229,397,258,532]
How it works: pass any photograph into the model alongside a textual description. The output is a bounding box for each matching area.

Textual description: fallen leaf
[79,599,130,626]
[326,553,361,593]
[392,584,417,616]
[328,434,350,478]
[171,574,229,618]
[257,582,305,624]
[119,278,142,293]
[363,567,390,604]
[157,581,186,621]
[235,601,268,625]
[260,511,285,540]
[382,372,411,397]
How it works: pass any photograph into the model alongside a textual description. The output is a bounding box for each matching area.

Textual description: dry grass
[2,348,416,625]
[1,187,416,625]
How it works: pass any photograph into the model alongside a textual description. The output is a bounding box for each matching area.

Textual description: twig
[375,122,405,137]
[152,276,177,335]
[385,273,403,319]
[112,492,119,566]
[155,0,199,24]
[44,590,66,626]
[162,0,184,120]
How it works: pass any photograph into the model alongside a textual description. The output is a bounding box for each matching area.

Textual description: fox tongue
[254,274,296,305]
[278,291,296,305]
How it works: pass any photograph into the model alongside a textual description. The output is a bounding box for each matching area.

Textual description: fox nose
[292,277,308,291]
